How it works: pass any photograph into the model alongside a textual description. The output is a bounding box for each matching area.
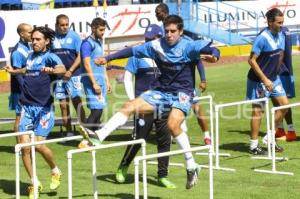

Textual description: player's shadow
[0,179,28,196]
[59,193,160,199]
[227,130,266,137]
[97,173,162,188]
[219,142,250,153]
[0,145,15,154]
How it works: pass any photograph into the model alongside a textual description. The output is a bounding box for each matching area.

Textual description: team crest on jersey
[66,38,72,44]
[40,113,51,129]
[174,47,183,57]
[178,92,190,104]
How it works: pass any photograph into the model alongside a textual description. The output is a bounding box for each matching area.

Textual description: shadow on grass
[227,129,266,137]
[219,142,250,153]
[0,179,28,196]
[97,174,162,188]
[0,145,15,154]
[59,193,161,199]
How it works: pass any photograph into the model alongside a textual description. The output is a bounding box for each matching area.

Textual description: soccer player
[4,26,65,198]
[78,17,111,148]
[52,14,85,138]
[115,24,175,188]
[274,26,297,141]
[246,8,288,155]
[9,23,32,134]
[80,15,219,189]
[155,3,212,145]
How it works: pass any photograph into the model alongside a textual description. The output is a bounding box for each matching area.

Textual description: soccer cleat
[204,137,211,145]
[50,172,61,190]
[66,132,75,137]
[78,139,90,149]
[115,165,129,183]
[186,165,200,189]
[286,131,297,142]
[249,146,266,155]
[158,177,176,189]
[272,143,284,152]
[28,182,43,199]
[79,125,102,146]
[275,128,286,140]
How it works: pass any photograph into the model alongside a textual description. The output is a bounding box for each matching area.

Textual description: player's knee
[22,147,31,155]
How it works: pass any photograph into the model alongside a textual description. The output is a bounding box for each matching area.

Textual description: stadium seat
[55,0,72,8]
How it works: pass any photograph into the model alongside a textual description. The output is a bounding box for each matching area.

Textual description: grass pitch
[0,56,300,199]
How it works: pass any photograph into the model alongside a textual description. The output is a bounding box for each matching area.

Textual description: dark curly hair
[32,26,55,50]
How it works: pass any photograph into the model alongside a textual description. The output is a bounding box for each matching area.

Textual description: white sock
[95,112,128,142]
[250,139,258,150]
[180,120,188,132]
[175,132,196,170]
[277,122,284,129]
[204,131,210,138]
[31,177,39,185]
[51,166,60,174]
[287,124,295,131]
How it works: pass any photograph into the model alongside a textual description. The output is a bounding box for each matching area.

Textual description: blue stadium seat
[55,0,72,8]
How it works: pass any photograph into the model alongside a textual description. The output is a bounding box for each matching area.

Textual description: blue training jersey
[132,37,211,96]
[247,28,285,82]
[280,27,293,76]
[20,51,63,107]
[52,30,81,76]
[125,57,161,97]
[80,36,105,86]
[10,40,32,93]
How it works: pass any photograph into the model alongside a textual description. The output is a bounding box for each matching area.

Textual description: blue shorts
[140,90,192,115]
[280,75,295,98]
[8,93,22,115]
[83,84,107,110]
[55,76,83,100]
[246,77,286,100]
[19,105,54,137]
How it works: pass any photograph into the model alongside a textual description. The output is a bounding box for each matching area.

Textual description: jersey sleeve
[80,40,93,59]
[73,32,82,53]
[11,51,25,69]
[251,35,265,56]
[46,53,64,68]
[132,41,156,59]
[125,57,138,74]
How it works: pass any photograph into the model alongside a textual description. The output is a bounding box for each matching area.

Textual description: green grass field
[1,56,300,199]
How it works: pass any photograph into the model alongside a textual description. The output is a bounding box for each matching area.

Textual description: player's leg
[116,113,154,183]
[155,111,175,188]
[80,92,155,145]
[34,107,61,190]
[192,103,210,145]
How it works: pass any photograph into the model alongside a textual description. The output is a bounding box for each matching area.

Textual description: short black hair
[91,17,107,28]
[155,3,169,15]
[265,8,283,23]
[56,14,69,25]
[163,15,184,31]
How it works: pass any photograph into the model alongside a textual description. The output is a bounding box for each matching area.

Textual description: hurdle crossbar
[134,145,213,199]
[254,102,300,175]
[15,135,83,199]
[67,139,146,199]
[215,98,272,172]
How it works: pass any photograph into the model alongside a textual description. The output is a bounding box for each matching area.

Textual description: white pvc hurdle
[215,98,272,171]
[67,139,146,199]
[15,135,83,199]
[134,145,213,199]
[193,95,214,155]
[0,131,34,198]
[254,102,300,175]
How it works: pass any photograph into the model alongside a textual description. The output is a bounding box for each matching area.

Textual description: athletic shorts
[280,75,295,98]
[55,76,83,100]
[246,76,286,100]
[83,84,107,110]
[19,105,54,137]
[140,90,192,115]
